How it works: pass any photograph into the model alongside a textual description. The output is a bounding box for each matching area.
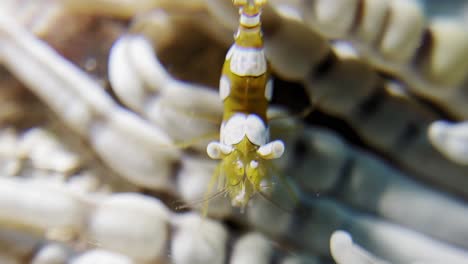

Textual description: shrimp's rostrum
[207,0,284,208]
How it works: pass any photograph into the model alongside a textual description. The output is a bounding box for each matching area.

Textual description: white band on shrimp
[240,13,260,27]
[256,140,285,159]
[221,113,267,146]
[229,46,266,77]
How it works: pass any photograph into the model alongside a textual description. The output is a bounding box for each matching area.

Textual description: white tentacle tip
[257,140,284,159]
[207,142,233,159]
[428,120,468,165]
[428,120,450,143]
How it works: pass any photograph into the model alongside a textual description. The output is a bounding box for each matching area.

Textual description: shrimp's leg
[269,162,300,205]
[202,163,223,217]
[172,132,219,149]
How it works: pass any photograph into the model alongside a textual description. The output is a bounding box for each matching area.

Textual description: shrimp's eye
[250,160,259,169]
[235,160,245,175]
[246,159,263,186]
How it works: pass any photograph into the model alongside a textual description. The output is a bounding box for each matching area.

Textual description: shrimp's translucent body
[207,0,284,209]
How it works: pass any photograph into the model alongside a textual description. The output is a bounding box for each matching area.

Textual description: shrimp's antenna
[241,167,290,213]
[174,187,228,211]
[256,190,293,214]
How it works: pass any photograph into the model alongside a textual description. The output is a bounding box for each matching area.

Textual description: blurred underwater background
[0,0,467,263]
